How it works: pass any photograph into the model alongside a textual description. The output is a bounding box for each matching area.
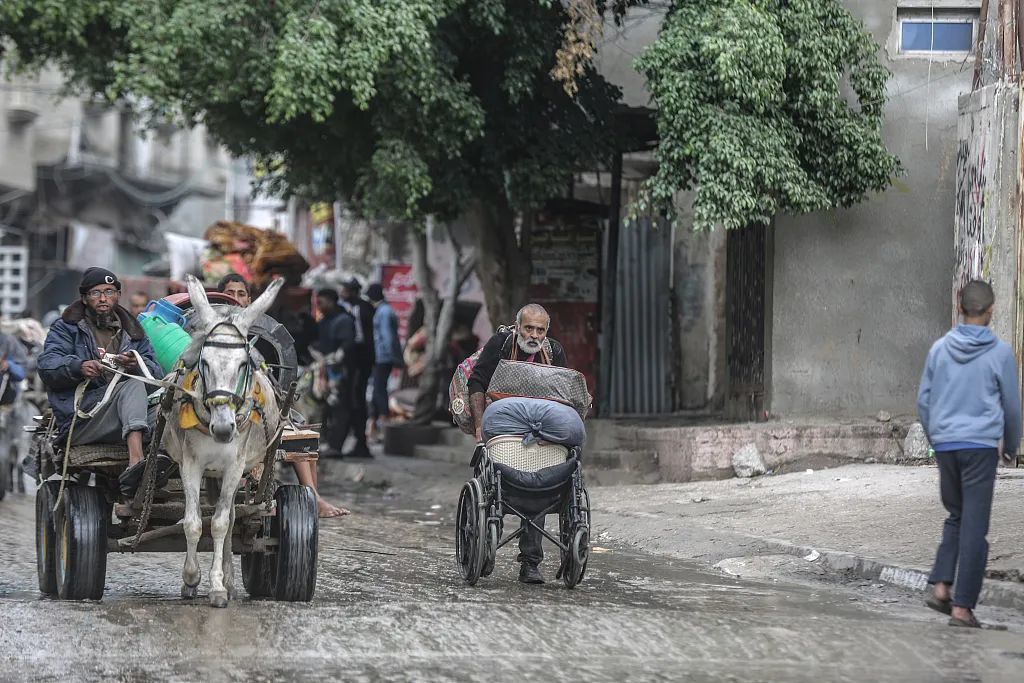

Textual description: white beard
[516,336,542,356]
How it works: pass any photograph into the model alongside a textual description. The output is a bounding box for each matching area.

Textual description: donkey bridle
[195,323,257,413]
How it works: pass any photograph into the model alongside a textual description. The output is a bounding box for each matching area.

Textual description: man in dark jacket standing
[339,277,375,458]
[918,280,1022,628]
[38,267,166,496]
[468,303,567,584]
[314,288,357,457]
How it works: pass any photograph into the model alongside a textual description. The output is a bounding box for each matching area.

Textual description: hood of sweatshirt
[945,324,998,364]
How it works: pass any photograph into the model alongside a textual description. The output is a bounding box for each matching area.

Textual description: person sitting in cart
[216,275,350,518]
[38,268,170,497]
[468,303,568,585]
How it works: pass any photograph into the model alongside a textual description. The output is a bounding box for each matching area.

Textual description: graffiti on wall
[952,123,993,321]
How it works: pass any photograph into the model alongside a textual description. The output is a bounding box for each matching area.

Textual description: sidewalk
[591,463,1024,612]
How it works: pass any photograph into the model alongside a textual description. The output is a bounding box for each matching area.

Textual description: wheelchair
[455,435,591,588]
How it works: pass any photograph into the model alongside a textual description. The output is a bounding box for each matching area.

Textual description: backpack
[450,324,554,435]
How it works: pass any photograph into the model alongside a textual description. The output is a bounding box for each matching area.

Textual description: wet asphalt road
[2,456,1024,682]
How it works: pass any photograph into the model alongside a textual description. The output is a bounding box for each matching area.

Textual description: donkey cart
[30,389,320,602]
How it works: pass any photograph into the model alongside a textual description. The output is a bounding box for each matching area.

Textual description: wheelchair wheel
[480,516,500,578]
[455,479,485,585]
[559,484,591,589]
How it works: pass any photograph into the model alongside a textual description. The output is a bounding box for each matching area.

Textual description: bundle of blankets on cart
[481,360,591,449]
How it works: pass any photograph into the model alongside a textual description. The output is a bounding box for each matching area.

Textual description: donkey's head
[183,274,284,443]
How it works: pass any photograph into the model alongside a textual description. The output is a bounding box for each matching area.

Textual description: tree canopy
[0,1,620,218]
[0,0,900,317]
[636,0,900,230]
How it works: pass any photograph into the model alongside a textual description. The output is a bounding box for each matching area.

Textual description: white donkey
[163,274,283,607]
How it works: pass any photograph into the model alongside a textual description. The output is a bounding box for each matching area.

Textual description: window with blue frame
[898,8,978,55]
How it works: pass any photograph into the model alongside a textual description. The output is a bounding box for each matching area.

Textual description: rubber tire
[54,485,109,600]
[271,485,318,602]
[480,517,499,578]
[241,553,275,598]
[35,481,59,595]
[559,484,591,589]
[455,480,485,585]
[0,452,9,500]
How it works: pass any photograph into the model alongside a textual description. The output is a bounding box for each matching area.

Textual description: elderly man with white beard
[467,303,568,584]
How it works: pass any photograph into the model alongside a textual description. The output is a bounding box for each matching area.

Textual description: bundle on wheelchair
[455,398,591,588]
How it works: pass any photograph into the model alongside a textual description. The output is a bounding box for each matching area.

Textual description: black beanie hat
[366,283,384,302]
[79,267,122,295]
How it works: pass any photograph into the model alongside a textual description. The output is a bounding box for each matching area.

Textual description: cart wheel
[480,515,500,578]
[35,481,59,595]
[271,484,318,602]
[0,453,9,500]
[14,448,26,493]
[54,485,109,600]
[455,479,486,585]
[241,517,274,597]
[241,553,274,597]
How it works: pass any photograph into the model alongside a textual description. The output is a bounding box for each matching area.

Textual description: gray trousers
[928,448,1000,609]
[71,380,156,445]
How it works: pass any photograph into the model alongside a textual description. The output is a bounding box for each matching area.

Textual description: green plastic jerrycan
[140,313,192,374]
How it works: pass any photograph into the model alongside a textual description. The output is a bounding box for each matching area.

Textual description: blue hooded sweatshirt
[917,324,1022,453]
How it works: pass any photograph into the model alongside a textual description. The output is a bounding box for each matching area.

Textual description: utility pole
[598,150,623,417]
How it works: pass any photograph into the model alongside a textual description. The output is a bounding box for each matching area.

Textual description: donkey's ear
[234,277,284,331]
[185,274,216,333]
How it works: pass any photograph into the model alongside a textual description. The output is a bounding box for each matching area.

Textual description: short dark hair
[131,290,148,299]
[960,280,995,316]
[217,273,249,293]
[316,288,338,302]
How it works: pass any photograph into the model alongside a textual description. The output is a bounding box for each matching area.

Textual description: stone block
[732,443,767,478]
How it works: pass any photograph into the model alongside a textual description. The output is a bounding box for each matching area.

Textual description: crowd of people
[312,277,402,459]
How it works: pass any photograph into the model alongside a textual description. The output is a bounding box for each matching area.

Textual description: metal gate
[608,217,673,415]
[725,223,769,421]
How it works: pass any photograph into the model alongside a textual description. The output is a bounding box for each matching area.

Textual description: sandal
[118,453,174,498]
[925,595,953,615]
[948,615,1008,631]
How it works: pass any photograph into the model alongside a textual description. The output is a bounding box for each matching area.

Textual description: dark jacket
[343,297,376,367]
[468,330,567,396]
[315,308,357,378]
[38,301,161,435]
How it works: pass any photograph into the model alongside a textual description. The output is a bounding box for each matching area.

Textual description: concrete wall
[952,85,1020,357]
[770,0,977,417]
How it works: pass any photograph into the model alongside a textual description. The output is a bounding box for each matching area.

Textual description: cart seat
[64,443,129,467]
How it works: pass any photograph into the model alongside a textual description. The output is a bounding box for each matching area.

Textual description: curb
[754,536,1024,613]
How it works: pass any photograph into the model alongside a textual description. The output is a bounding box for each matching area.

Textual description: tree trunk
[410,226,440,424]
[467,198,532,328]
[410,222,477,425]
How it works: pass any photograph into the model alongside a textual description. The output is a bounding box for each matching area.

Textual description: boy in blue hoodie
[917,280,1021,628]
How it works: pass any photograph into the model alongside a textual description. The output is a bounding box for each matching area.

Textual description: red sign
[380,263,417,344]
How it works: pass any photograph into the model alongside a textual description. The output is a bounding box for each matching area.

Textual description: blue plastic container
[138,299,187,328]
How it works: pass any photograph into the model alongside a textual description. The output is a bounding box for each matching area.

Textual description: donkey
[163,274,284,607]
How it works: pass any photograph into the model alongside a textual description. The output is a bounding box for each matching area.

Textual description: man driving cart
[38,267,171,497]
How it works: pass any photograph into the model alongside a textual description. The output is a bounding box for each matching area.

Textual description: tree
[0,0,626,326]
[635,0,900,230]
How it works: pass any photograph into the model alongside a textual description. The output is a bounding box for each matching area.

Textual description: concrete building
[0,67,231,315]
[592,0,984,419]
[771,0,983,418]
